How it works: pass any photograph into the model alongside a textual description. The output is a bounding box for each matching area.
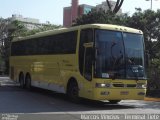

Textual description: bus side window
[79,29,93,81]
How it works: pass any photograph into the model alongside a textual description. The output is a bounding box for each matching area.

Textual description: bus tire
[19,72,25,88]
[25,74,31,90]
[109,100,121,104]
[67,79,80,103]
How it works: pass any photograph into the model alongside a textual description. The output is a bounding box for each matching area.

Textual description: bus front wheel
[19,73,25,88]
[67,80,80,103]
[25,74,31,90]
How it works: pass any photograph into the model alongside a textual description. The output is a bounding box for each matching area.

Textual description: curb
[144,97,160,102]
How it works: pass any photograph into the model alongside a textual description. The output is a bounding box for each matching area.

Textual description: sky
[0,0,160,25]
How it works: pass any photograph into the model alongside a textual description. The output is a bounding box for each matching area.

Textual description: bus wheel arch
[109,100,121,104]
[19,72,25,88]
[67,77,80,103]
[25,73,32,89]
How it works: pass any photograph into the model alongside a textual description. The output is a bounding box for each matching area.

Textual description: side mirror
[83,42,93,48]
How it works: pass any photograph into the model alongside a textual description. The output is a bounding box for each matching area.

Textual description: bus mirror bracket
[83,42,93,48]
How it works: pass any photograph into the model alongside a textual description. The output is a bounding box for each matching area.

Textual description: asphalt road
[0,77,160,120]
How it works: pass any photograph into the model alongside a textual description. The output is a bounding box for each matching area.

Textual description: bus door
[82,42,94,98]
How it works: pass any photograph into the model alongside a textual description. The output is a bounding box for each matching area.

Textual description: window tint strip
[11,31,78,56]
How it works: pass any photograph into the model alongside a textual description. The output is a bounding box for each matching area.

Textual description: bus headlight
[95,83,112,88]
[136,83,147,89]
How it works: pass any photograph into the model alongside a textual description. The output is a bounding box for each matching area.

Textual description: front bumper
[93,88,146,101]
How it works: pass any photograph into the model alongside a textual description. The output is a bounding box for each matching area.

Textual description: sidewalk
[144,97,160,102]
[144,89,160,102]
[0,76,18,86]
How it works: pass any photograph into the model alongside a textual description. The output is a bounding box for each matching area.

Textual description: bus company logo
[1,114,18,120]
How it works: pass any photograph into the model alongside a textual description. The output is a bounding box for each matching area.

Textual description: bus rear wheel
[109,100,121,104]
[67,80,80,103]
[25,74,31,90]
[19,73,25,88]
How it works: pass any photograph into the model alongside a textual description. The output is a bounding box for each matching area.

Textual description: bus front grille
[113,84,124,87]
[113,84,136,88]
[126,84,136,88]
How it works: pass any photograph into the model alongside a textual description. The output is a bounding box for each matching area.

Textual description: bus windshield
[95,29,146,80]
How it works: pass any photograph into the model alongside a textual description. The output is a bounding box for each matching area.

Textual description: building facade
[8,14,48,30]
[63,0,93,27]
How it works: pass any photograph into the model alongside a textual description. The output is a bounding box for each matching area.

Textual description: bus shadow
[0,86,139,113]
[27,87,136,111]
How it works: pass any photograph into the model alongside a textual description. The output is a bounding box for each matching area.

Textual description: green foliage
[127,9,160,59]
[73,0,124,26]
[73,9,112,25]
[23,24,62,36]
[0,19,62,74]
[0,18,11,74]
[11,21,62,37]
[73,9,129,26]
[151,58,160,69]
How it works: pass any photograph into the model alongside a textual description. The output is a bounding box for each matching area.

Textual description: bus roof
[12,24,143,42]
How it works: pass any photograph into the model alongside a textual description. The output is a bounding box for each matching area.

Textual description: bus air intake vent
[126,84,136,88]
[113,84,136,88]
[113,84,124,87]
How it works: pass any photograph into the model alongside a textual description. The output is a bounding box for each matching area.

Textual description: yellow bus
[10,24,147,103]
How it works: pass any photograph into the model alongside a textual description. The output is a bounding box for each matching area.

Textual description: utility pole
[146,0,158,10]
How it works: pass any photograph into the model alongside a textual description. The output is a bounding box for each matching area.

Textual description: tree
[0,18,15,74]
[0,19,62,74]
[73,0,125,26]
[126,9,160,59]
[0,18,7,74]
[73,9,128,26]
[11,20,62,37]
[22,24,62,36]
